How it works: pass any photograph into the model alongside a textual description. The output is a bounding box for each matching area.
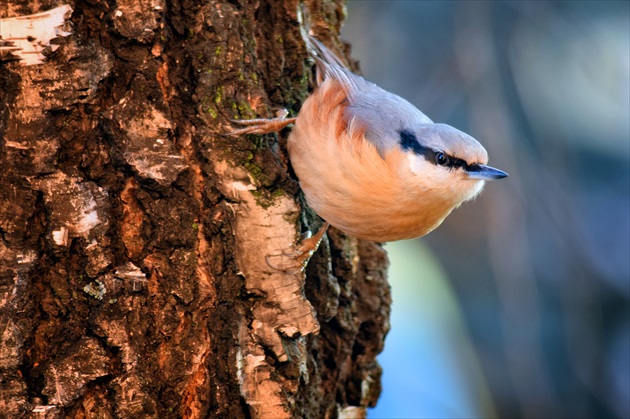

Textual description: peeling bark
[0,1,391,418]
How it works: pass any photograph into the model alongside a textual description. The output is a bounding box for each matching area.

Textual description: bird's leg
[225,109,296,136]
[226,108,322,273]
[266,222,330,275]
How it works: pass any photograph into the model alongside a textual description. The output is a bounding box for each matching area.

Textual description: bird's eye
[436,152,449,166]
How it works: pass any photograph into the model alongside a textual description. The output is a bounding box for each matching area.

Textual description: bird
[227,36,507,271]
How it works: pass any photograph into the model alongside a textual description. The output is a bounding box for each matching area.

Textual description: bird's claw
[224,110,296,136]
[265,246,316,275]
[265,223,330,275]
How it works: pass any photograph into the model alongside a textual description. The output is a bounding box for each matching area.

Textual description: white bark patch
[51,226,69,247]
[115,105,187,186]
[16,250,37,265]
[237,321,290,418]
[114,262,147,292]
[212,158,319,418]
[30,171,109,241]
[0,5,72,66]
[338,405,367,419]
[32,405,58,414]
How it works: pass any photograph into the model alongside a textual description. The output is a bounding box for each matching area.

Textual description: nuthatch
[228,37,507,269]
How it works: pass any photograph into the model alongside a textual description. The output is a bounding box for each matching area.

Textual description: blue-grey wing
[308,36,432,154]
[344,76,433,154]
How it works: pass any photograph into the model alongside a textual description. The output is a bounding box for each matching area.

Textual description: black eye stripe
[399,129,470,170]
[399,130,426,155]
[448,156,468,170]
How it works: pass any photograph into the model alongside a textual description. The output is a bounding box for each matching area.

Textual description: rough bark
[0,1,391,418]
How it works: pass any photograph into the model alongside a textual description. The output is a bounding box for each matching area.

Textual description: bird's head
[397,123,508,206]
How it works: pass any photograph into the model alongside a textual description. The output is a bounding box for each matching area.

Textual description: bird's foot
[225,109,296,136]
[265,222,330,275]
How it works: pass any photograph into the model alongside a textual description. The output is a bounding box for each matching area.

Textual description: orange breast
[287,80,456,242]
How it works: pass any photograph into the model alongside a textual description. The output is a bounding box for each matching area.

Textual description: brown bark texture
[0,0,391,418]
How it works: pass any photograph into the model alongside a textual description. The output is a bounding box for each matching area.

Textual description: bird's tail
[304,35,359,92]
[306,36,346,75]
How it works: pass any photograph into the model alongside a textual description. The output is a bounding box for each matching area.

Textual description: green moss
[250,187,287,209]
[244,162,263,180]
[214,86,225,105]
[249,189,269,209]
[229,99,256,120]
[206,108,218,118]
[246,135,266,150]
[271,188,286,198]
[214,45,223,56]
[299,71,310,91]
[236,100,255,119]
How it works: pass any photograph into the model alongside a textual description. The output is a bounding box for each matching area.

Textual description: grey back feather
[307,36,433,154]
[345,84,433,153]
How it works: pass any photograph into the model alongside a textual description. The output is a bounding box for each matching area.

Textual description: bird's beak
[466,164,509,180]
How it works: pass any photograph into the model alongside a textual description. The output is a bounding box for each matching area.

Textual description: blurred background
[341,1,629,418]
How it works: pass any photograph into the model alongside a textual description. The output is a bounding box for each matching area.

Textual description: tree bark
[0,1,391,418]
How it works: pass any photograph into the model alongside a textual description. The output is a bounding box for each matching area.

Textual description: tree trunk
[0,1,391,418]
